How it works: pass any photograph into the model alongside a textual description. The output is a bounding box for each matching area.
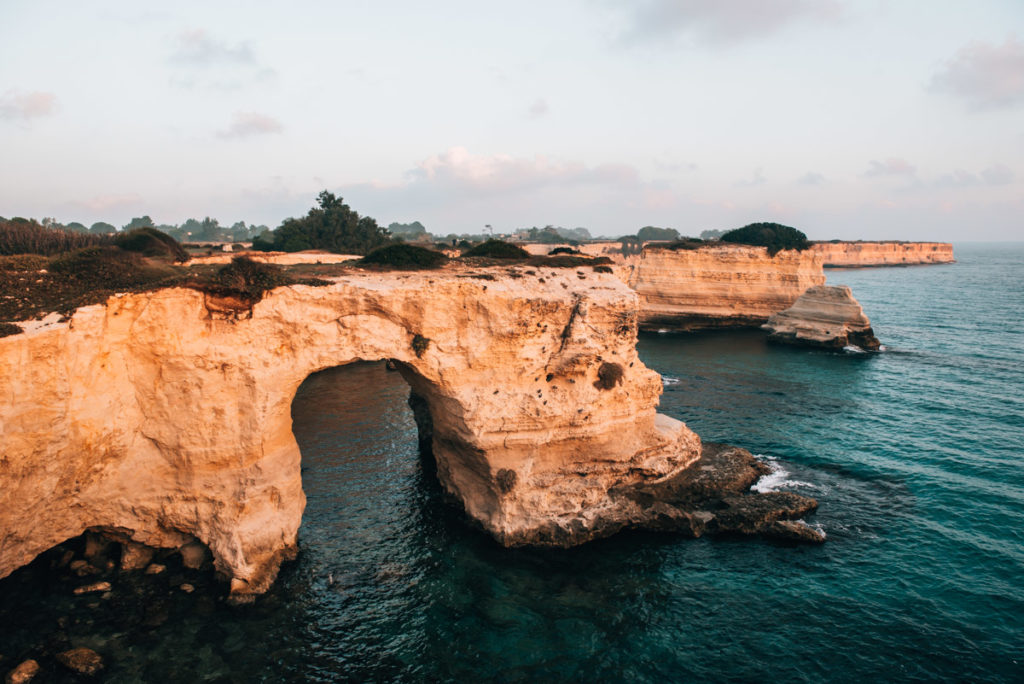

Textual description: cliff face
[0,266,701,598]
[763,285,880,350]
[625,245,825,330]
[811,242,954,267]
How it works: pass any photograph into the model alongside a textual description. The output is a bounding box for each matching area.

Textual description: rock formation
[762,285,880,350]
[811,241,954,267]
[1,265,707,600]
[623,244,825,331]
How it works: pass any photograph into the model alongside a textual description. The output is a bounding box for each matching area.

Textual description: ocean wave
[750,455,815,493]
[843,345,866,354]
[662,376,680,386]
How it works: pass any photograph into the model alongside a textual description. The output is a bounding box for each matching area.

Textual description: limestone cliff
[0,266,701,598]
[811,242,954,267]
[763,285,880,350]
[625,245,825,331]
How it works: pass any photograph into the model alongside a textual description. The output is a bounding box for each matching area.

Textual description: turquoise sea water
[2,243,1022,681]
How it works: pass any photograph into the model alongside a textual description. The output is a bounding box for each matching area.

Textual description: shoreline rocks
[762,285,881,351]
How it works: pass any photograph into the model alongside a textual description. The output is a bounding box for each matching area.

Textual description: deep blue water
[2,243,1022,682]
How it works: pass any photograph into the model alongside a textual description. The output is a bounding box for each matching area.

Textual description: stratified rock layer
[763,285,880,350]
[811,241,954,267]
[0,266,701,598]
[623,245,825,331]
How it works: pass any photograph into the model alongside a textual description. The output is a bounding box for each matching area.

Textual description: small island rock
[763,285,880,350]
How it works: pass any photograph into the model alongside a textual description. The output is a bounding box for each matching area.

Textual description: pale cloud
[798,171,826,186]
[170,29,255,65]
[0,89,58,122]
[930,36,1024,109]
[217,112,284,139]
[979,163,1014,186]
[734,167,766,187]
[168,29,276,90]
[406,147,639,194]
[863,157,916,178]
[611,0,842,45]
[527,98,549,118]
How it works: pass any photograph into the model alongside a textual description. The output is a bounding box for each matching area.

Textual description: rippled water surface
[2,243,1022,682]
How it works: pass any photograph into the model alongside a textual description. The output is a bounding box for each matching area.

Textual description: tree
[636,226,680,242]
[123,216,155,232]
[230,221,249,241]
[720,222,810,255]
[90,222,117,235]
[268,191,389,254]
[388,221,428,238]
[700,229,726,240]
[65,221,89,233]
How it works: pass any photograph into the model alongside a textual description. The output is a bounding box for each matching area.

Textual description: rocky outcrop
[0,265,703,599]
[762,285,880,350]
[811,241,954,267]
[623,245,825,331]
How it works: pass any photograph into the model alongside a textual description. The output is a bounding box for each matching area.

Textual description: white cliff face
[0,266,700,598]
[762,285,880,350]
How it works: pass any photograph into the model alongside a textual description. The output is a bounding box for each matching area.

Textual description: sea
[1,242,1022,682]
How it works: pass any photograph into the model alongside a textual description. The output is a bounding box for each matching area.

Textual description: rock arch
[0,268,700,599]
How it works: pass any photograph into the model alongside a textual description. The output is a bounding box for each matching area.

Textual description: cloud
[798,171,825,186]
[930,36,1024,109]
[610,0,842,45]
[0,89,58,122]
[168,29,275,90]
[405,147,639,194]
[934,163,1014,189]
[217,112,283,139]
[734,167,766,187]
[170,29,255,65]
[863,158,916,178]
[527,98,549,118]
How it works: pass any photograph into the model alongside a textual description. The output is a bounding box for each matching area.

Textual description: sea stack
[762,285,881,350]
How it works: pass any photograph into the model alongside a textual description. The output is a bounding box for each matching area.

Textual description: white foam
[843,344,866,354]
[662,376,680,386]
[657,328,669,334]
[750,455,815,493]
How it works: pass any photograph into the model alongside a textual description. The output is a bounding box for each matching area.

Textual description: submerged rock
[5,659,40,684]
[56,648,103,676]
[762,285,880,350]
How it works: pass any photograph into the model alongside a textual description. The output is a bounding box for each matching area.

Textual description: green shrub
[211,256,294,295]
[658,238,705,251]
[0,219,100,256]
[527,255,613,268]
[720,222,810,256]
[549,246,581,255]
[360,243,448,270]
[463,239,529,259]
[114,227,188,262]
[0,254,50,271]
[49,246,152,288]
[0,322,22,337]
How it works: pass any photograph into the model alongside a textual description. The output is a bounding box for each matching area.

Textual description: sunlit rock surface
[811,241,954,267]
[763,285,881,350]
[0,265,701,599]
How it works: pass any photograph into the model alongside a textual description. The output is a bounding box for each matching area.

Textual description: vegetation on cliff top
[720,223,810,256]
[360,243,448,270]
[253,191,389,255]
[463,239,530,259]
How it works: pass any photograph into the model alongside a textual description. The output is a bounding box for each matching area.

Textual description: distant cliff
[811,241,954,267]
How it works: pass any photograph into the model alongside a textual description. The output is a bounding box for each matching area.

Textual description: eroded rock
[763,285,881,350]
[56,648,103,676]
[5,659,40,684]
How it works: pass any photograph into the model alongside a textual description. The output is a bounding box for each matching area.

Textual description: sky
[1,0,1022,240]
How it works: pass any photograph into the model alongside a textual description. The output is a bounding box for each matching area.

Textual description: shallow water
[2,243,1022,682]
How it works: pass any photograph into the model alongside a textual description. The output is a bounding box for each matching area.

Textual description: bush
[527,255,613,268]
[720,222,810,256]
[549,247,581,255]
[360,243,448,270]
[463,239,529,259]
[0,219,100,256]
[0,322,22,338]
[211,256,294,295]
[0,254,50,271]
[266,191,388,255]
[114,227,189,262]
[49,246,153,288]
[594,362,624,390]
[657,238,705,251]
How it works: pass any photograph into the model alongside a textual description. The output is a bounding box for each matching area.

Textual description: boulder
[763,285,880,350]
[56,648,103,676]
[5,659,40,684]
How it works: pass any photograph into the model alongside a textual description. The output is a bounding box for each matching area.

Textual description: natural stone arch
[0,268,701,600]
